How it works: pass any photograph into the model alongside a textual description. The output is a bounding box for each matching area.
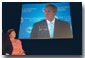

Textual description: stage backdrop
[19,2,73,39]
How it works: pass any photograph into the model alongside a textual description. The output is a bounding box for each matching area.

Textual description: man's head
[44,4,57,22]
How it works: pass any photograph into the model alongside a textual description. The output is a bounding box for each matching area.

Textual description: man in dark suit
[30,4,72,39]
[2,31,13,55]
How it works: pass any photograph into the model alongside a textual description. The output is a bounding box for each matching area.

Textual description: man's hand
[5,53,10,55]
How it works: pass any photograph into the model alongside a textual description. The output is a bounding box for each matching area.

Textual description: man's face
[44,7,56,21]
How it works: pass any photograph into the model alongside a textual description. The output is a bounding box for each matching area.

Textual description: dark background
[2,2,82,55]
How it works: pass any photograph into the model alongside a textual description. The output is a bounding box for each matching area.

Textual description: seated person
[8,29,25,55]
[2,30,13,55]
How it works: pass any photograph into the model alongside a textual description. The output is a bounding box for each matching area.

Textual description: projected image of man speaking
[30,4,72,39]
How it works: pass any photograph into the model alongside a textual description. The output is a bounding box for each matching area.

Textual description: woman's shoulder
[15,39,21,42]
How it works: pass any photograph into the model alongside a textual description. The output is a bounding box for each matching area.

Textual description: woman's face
[9,31,16,38]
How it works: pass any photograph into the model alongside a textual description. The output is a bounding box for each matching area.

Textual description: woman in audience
[8,29,25,55]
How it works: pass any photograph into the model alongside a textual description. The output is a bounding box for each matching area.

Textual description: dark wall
[2,2,82,55]
[2,2,21,38]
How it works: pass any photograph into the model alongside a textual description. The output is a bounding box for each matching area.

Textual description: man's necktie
[49,22,54,38]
